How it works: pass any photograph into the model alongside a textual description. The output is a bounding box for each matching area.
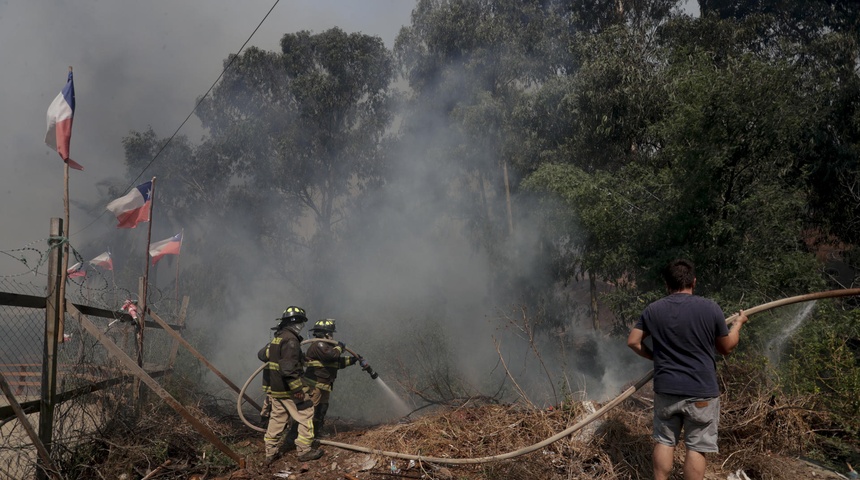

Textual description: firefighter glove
[359,358,369,369]
[337,341,346,349]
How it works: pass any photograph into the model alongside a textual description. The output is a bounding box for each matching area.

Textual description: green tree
[394,0,582,316]
[122,28,396,306]
[521,11,834,329]
[198,29,395,240]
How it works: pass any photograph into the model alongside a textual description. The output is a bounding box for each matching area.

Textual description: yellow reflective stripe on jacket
[302,376,332,392]
[305,359,340,369]
[268,378,305,399]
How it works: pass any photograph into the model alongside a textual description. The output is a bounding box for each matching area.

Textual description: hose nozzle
[363,364,379,380]
[359,358,378,380]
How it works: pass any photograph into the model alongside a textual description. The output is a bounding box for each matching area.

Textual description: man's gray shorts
[653,393,720,453]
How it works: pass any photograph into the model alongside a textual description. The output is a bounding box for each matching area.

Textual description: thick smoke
[205,61,648,425]
[0,1,649,426]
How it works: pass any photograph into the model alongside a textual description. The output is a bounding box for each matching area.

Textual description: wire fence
[0,239,187,479]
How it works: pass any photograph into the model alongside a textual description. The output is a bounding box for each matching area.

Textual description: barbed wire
[1,238,176,316]
[0,236,68,278]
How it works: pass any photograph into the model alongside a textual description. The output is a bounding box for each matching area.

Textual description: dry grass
[38,358,851,480]
[714,361,832,478]
[43,382,845,480]
[339,400,647,479]
[54,397,256,480]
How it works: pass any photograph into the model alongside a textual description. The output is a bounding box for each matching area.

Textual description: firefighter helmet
[311,318,336,334]
[280,306,308,323]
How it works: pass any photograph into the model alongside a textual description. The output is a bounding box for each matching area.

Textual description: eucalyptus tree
[520,6,841,329]
[198,28,394,303]
[393,0,583,314]
[662,6,860,270]
[504,0,685,330]
[121,28,395,304]
[197,29,395,241]
[116,129,236,309]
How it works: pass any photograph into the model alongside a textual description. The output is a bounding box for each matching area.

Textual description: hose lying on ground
[238,288,860,464]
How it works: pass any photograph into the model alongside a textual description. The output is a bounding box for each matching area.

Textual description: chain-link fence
[1,242,187,479]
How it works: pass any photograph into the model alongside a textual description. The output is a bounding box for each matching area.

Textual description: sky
[0,0,416,258]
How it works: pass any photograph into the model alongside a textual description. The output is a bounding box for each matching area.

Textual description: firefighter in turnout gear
[302,319,365,436]
[257,306,324,466]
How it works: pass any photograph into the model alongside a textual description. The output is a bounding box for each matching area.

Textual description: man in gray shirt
[628,259,748,480]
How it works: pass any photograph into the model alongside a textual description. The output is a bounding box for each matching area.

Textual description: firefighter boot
[297,449,324,462]
[313,403,328,438]
[279,420,298,454]
[313,419,327,438]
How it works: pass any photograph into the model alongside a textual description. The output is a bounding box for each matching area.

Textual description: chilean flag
[67,261,86,278]
[45,70,83,170]
[89,250,113,270]
[149,232,182,265]
[106,181,152,228]
[121,299,139,320]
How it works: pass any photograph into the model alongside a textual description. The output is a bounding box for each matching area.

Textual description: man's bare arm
[716,310,749,355]
[627,327,653,360]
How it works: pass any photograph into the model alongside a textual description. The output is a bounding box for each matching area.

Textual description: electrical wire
[72,0,281,237]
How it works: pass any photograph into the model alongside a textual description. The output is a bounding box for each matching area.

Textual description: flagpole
[58,66,73,346]
[109,249,117,304]
[138,176,156,369]
[174,228,183,308]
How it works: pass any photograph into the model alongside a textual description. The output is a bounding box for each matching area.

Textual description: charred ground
[54,361,857,480]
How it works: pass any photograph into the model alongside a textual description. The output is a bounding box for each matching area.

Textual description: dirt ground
[68,381,856,480]
[207,428,854,480]
[212,444,852,480]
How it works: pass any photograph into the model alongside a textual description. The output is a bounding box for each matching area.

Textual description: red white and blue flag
[106,181,152,228]
[67,250,113,278]
[45,70,83,170]
[149,232,182,265]
[67,261,86,278]
[89,250,113,270]
[121,299,139,320]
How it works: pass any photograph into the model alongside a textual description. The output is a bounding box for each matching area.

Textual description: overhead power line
[73,0,281,237]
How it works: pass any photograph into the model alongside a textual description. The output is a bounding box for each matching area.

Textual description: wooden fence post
[67,303,245,468]
[38,218,63,480]
[133,276,145,407]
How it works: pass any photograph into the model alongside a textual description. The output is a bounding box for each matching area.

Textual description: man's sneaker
[297,449,324,461]
[262,455,278,467]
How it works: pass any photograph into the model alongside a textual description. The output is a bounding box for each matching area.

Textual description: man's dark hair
[663,259,695,292]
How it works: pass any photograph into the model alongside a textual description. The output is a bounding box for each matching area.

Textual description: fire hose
[237,338,376,434]
[237,288,860,465]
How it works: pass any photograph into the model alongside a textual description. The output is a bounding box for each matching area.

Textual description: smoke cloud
[1,1,650,426]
